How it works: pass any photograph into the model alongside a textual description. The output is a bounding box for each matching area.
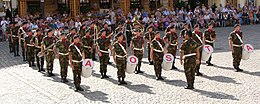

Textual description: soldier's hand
[98,52,102,57]
[55,54,60,59]
[196,59,200,65]
[71,65,74,70]
[132,51,134,55]
[180,60,183,65]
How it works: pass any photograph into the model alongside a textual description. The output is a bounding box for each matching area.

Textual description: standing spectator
[1,17,8,41]
[211,3,217,13]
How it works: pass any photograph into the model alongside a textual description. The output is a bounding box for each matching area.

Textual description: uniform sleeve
[228,33,233,40]
[180,42,186,51]
[150,40,154,48]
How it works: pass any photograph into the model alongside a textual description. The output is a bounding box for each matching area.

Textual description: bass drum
[82,59,94,78]
[242,44,254,60]
[162,53,174,71]
[201,45,214,61]
[126,55,138,74]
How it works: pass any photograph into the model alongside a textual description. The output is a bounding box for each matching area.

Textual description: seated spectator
[242,11,249,25]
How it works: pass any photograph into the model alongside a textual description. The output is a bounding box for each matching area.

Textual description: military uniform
[180,29,189,41]
[144,31,155,65]
[6,26,13,53]
[18,27,27,61]
[151,38,165,80]
[81,35,94,59]
[12,26,20,56]
[131,35,144,73]
[42,36,56,76]
[164,31,178,69]
[180,39,199,89]
[24,33,35,67]
[69,42,83,90]
[35,33,45,72]
[97,36,111,78]
[126,21,133,46]
[55,38,70,82]
[229,31,243,71]
[67,33,76,43]
[204,29,216,65]
[113,40,127,84]
[192,30,203,75]
[89,27,97,60]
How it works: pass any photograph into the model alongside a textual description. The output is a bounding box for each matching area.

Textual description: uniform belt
[35,46,41,48]
[116,55,127,58]
[169,43,177,46]
[27,44,34,47]
[48,49,53,51]
[100,50,109,53]
[72,60,83,63]
[205,40,215,43]
[58,52,69,55]
[184,53,196,58]
[233,44,243,47]
[21,38,25,41]
[126,30,131,32]
[153,49,163,53]
[133,48,143,51]
[12,35,18,37]
[83,46,91,49]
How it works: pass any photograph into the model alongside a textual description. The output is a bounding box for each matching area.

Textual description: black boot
[196,72,203,76]
[235,67,243,72]
[47,71,52,77]
[171,63,178,70]
[118,77,122,85]
[32,62,36,67]
[121,77,127,85]
[137,66,143,74]
[50,71,55,76]
[158,74,164,80]
[149,61,153,65]
[185,84,194,89]
[103,72,109,78]
[38,67,41,72]
[100,72,105,79]
[29,63,32,67]
[206,61,213,66]
[77,86,84,91]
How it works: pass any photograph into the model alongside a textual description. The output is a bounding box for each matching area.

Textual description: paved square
[0,25,260,104]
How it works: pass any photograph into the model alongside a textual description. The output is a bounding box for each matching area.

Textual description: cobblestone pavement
[0,25,260,104]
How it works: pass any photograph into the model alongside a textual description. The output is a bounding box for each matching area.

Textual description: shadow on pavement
[193,89,239,101]
[164,79,187,87]
[201,75,241,84]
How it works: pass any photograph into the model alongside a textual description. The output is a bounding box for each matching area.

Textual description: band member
[180,31,201,89]
[81,29,94,59]
[150,31,167,80]
[229,24,244,72]
[69,35,85,91]
[192,24,203,76]
[19,22,28,61]
[41,29,56,77]
[164,21,175,34]
[54,33,70,83]
[24,30,35,67]
[203,22,216,66]
[7,23,13,53]
[180,23,190,41]
[96,29,113,79]
[113,32,128,85]
[163,25,178,70]
[34,29,45,72]
[130,29,144,74]
[89,22,98,61]
[125,17,133,46]
[11,22,20,57]
[103,23,113,64]
[68,28,77,43]
[144,26,155,65]
[79,24,87,38]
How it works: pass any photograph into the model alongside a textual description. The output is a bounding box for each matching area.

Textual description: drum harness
[72,43,83,63]
[154,40,163,53]
[232,32,243,47]
[116,42,127,58]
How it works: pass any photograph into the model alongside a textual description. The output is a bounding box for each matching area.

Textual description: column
[120,0,130,15]
[70,0,80,17]
[19,0,27,17]
[169,0,173,9]
[143,0,150,12]
[162,0,169,9]
[220,0,226,6]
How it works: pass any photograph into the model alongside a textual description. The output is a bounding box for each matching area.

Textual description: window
[80,0,90,3]
[100,0,111,9]
[80,0,90,13]
[149,0,160,11]
[130,0,141,10]
[58,0,66,4]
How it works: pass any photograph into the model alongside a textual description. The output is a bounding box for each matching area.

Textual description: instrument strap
[235,32,243,44]
[117,42,127,54]
[73,43,82,57]
[155,40,164,52]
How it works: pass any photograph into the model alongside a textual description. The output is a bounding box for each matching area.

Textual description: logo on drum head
[166,55,172,61]
[130,57,137,63]
[246,45,253,51]
[85,60,92,67]
[205,45,211,52]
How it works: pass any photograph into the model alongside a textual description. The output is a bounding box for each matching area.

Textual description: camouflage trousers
[232,47,242,68]
[21,41,27,60]
[167,45,177,67]
[46,51,55,71]
[9,38,13,52]
[99,53,109,73]
[134,50,143,68]
[35,48,44,69]
[72,62,82,87]
[147,43,152,62]
[13,38,19,56]
[116,57,126,78]
[153,52,163,76]
[59,55,69,78]
[195,48,202,73]
[184,56,196,86]
[26,46,35,66]
[92,46,96,60]
[83,49,92,59]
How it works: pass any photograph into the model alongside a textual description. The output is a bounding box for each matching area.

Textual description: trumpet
[37,43,56,57]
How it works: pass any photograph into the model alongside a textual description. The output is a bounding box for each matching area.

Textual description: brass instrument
[37,43,56,57]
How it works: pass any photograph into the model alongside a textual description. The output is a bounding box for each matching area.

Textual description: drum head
[127,55,138,65]
[163,53,174,63]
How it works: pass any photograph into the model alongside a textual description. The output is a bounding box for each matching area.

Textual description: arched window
[100,0,111,9]
[80,0,90,13]
[130,0,141,10]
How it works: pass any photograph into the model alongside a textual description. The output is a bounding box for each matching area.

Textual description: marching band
[6,19,254,91]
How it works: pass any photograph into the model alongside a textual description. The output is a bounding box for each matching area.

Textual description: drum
[242,44,254,60]
[162,54,174,71]
[126,55,138,74]
[82,59,94,78]
[201,45,214,61]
